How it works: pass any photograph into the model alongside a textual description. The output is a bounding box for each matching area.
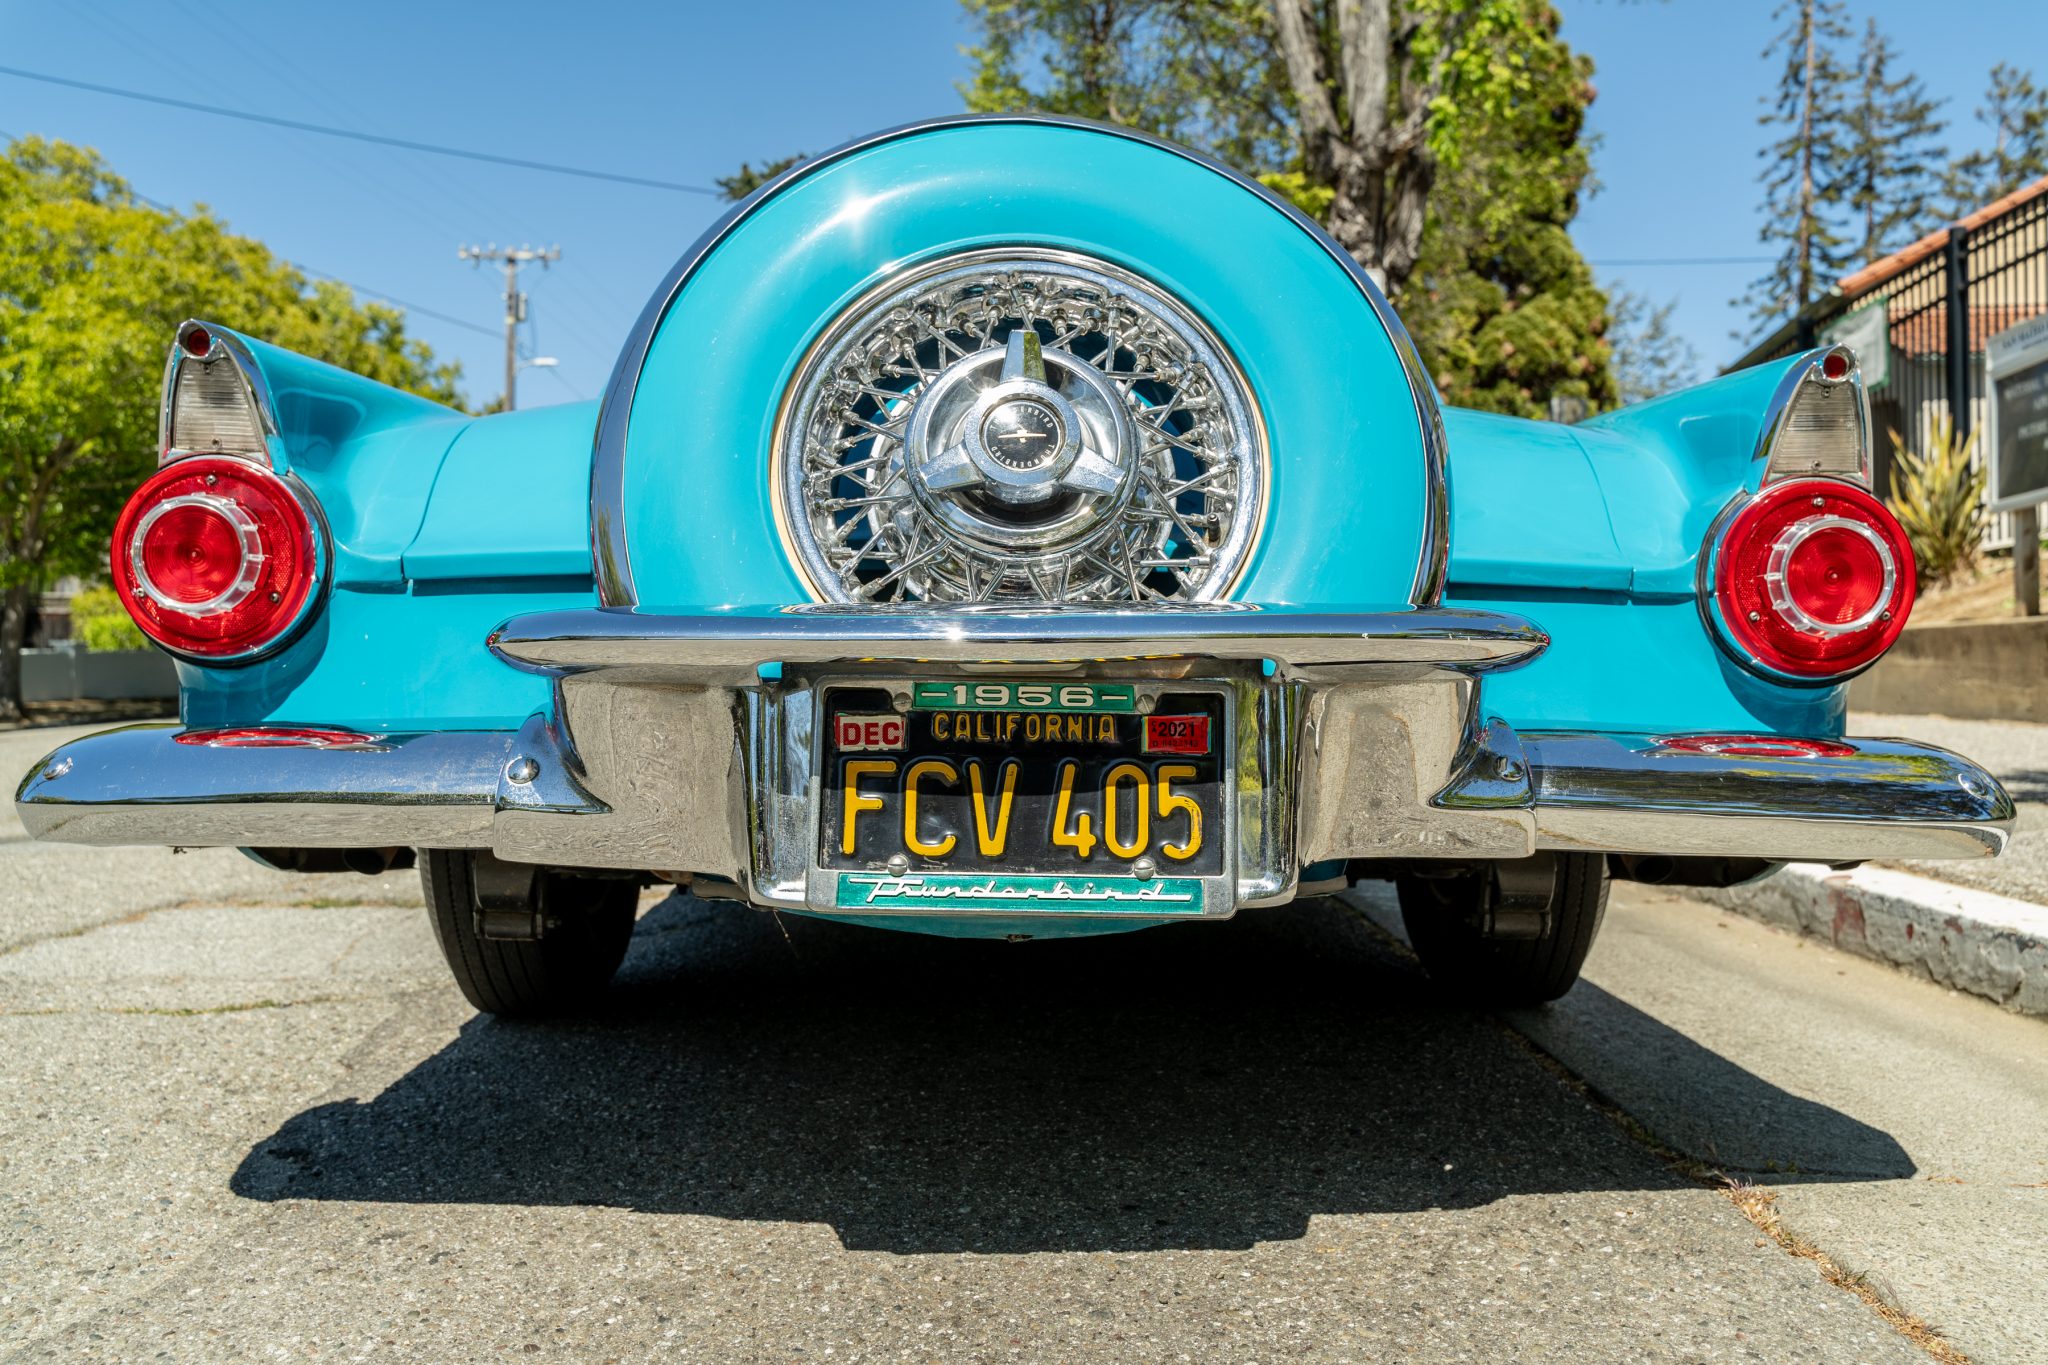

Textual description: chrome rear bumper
[485,603,1550,678]
[15,606,2014,909]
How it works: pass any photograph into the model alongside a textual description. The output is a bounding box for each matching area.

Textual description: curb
[1684,863,2048,1016]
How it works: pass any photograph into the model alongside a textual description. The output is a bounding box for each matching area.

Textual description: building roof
[1836,174,2048,297]
[1888,302,2041,357]
[1728,175,2048,373]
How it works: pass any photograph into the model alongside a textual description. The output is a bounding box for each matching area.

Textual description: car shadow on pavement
[231,890,1911,1253]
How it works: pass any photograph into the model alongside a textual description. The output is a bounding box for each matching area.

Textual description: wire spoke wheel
[775,250,1264,604]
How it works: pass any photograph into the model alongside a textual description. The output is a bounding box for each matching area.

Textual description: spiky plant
[1887,417,1985,588]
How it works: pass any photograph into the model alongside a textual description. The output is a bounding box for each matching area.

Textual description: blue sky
[1,0,2040,408]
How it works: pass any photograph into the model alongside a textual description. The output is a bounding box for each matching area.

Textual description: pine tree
[715,154,808,202]
[1841,18,1947,265]
[1607,289,1701,406]
[1741,0,1855,334]
[1947,63,2048,210]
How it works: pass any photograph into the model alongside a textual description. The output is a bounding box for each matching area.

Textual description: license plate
[819,682,1228,914]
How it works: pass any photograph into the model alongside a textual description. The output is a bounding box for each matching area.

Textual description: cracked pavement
[4,722,2046,1361]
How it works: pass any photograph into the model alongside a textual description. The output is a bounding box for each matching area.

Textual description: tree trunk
[1271,0,1430,291]
[1381,151,1434,287]
[0,583,31,724]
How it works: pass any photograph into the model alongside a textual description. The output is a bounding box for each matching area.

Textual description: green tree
[960,1,1293,172]
[1741,0,1856,333]
[0,136,463,720]
[1841,18,1947,266]
[1946,63,2048,210]
[955,0,1616,417]
[716,153,810,202]
[1381,2,1613,416]
[68,585,146,652]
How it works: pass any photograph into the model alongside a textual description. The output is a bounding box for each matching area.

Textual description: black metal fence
[1739,180,2048,551]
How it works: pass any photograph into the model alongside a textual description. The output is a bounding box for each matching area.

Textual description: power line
[148,1,620,359]
[538,361,588,403]
[296,268,502,338]
[0,128,501,341]
[1593,256,1777,266]
[0,64,721,196]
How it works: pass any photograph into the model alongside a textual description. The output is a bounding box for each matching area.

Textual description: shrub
[69,585,148,652]
[1887,418,1985,589]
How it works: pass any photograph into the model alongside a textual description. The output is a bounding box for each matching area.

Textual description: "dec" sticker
[834,713,905,753]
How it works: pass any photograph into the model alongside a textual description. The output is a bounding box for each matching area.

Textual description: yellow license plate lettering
[1051,759,1098,859]
[1102,761,1150,859]
[903,758,959,858]
[841,758,897,856]
[1156,762,1202,861]
[968,757,1019,857]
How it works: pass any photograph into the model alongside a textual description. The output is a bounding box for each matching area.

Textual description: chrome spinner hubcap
[904,328,1139,552]
[775,250,1264,603]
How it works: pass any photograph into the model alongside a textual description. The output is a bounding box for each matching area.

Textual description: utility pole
[458,243,559,411]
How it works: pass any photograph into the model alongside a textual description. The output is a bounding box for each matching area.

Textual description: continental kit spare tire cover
[592,116,1441,610]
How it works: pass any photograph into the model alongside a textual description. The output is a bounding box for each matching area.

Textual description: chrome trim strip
[1400,326,1452,606]
[588,112,1447,610]
[487,604,1549,679]
[1517,731,2015,861]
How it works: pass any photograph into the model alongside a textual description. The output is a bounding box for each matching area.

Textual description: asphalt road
[5,722,2045,1362]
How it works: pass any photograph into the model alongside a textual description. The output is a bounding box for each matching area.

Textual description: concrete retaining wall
[1849,617,2048,722]
[21,648,177,703]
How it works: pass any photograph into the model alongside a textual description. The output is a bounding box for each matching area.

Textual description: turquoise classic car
[14,116,2013,1016]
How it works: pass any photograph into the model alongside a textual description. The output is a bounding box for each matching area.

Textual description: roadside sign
[1988,314,2048,513]
[1823,298,1890,389]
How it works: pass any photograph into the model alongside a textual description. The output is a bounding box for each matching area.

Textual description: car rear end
[15,116,2013,1014]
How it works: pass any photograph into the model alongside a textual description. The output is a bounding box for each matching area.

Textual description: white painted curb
[1687,863,2048,1015]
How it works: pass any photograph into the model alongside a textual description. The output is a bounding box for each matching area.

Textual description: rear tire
[421,850,638,1017]
[1397,853,1608,1005]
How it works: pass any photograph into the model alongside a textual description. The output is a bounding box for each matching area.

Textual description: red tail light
[1659,734,1856,758]
[110,456,323,661]
[174,726,373,748]
[1707,478,1913,681]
